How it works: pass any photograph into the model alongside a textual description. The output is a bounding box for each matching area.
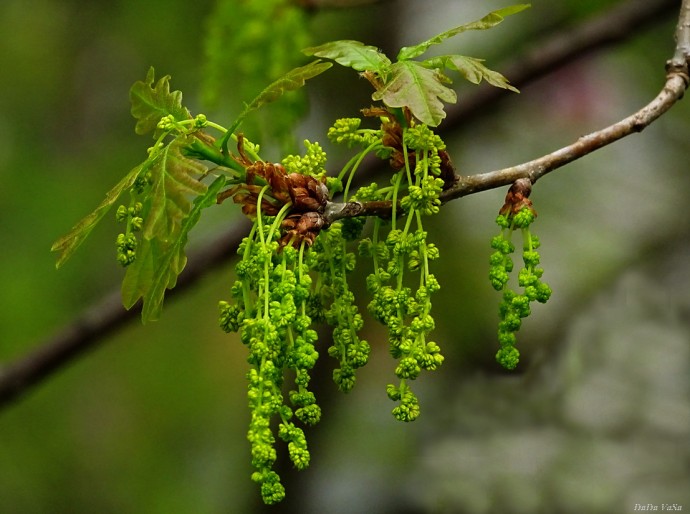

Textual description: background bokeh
[1,1,688,513]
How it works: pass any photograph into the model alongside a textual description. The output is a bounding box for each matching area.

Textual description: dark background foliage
[1,1,688,512]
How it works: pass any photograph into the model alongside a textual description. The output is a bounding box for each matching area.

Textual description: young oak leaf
[424,55,519,92]
[302,40,391,77]
[397,4,531,61]
[122,175,227,322]
[303,6,529,126]
[130,67,191,136]
[144,139,208,243]
[120,138,207,319]
[372,60,456,127]
[52,68,195,269]
[51,163,145,269]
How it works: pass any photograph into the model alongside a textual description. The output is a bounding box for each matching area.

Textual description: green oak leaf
[302,40,391,76]
[51,163,144,268]
[130,67,191,136]
[144,139,209,242]
[122,175,226,322]
[372,61,456,127]
[424,55,519,92]
[397,4,531,61]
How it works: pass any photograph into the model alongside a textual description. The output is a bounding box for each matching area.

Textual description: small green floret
[282,139,328,178]
[403,123,446,152]
[328,117,382,147]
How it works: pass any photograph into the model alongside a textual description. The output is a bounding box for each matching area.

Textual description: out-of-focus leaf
[227,60,333,136]
[425,55,519,92]
[123,175,227,322]
[130,67,191,135]
[372,61,457,127]
[51,164,144,268]
[302,40,391,75]
[397,4,531,61]
[245,60,333,111]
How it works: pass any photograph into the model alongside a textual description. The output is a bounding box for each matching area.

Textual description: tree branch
[326,60,689,218]
[0,220,250,408]
[447,0,690,196]
[323,0,685,221]
[440,71,688,200]
[0,0,684,410]
[671,0,690,68]
[446,0,680,125]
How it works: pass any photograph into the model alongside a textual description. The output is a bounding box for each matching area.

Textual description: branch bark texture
[326,71,689,220]
[0,0,686,410]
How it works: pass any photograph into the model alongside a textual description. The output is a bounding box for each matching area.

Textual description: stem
[402,140,413,186]
[390,172,403,230]
[263,259,271,320]
[218,129,233,158]
[670,0,690,69]
[266,203,292,244]
[186,138,244,172]
[242,225,257,314]
[522,226,533,255]
[371,217,382,273]
[205,121,229,134]
[255,185,271,246]
[336,153,360,184]
[342,141,380,201]
[298,242,307,318]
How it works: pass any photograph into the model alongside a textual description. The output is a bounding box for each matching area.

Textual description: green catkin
[489,207,552,369]
[310,222,370,393]
[354,122,446,422]
[219,212,323,505]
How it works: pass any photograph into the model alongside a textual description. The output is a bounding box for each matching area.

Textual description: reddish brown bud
[499,178,536,216]
[279,212,326,248]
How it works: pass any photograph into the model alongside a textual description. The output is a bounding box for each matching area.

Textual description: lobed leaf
[302,40,391,76]
[397,4,531,61]
[424,55,519,92]
[51,163,145,268]
[121,138,209,320]
[130,67,191,135]
[372,61,456,127]
[122,175,227,322]
[144,139,209,242]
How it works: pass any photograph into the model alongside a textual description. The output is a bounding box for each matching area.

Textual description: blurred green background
[1,1,689,513]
